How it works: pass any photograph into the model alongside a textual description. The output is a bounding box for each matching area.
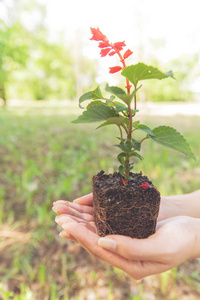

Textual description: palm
[53,196,197,280]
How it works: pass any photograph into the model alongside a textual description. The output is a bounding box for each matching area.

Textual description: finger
[62,222,136,272]
[53,200,94,215]
[52,205,94,222]
[98,233,166,262]
[55,215,96,229]
[57,217,78,242]
[61,218,97,233]
[59,230,77,242]
[62,223,171,280]
[73,193,93,206]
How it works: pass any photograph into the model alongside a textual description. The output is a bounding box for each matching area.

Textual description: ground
[0,103,200,299]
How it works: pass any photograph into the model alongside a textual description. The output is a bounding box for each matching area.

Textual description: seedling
[73,27,195,184]
[73,28,196,239]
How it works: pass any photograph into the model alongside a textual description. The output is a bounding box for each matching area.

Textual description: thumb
[98,233,163,262]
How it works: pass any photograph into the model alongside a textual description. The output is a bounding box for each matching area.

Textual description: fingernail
[98,238,116,252]
[55,216,69,224]
[62,223,69,229]
[59,232,65,238]
[52,204,66,214]
[73,197,81,203]
[55,216,61,223]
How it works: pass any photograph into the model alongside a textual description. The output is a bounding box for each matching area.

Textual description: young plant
[73,27,195,184]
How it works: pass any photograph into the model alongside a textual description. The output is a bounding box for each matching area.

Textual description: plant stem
[134,84,137,110]
[140,137,149,145]
[103,97,116,105]
[124,104,133,183]
[127,104,132,141]
[122,124,129,135]
[124,157,130,182]
[110,43,134,182]
[111,44,131,95]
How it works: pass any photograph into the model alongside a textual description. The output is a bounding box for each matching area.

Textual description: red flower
[109,50,117,56]
[123,49,133,59]
[98,41,110,48]
[121,177,127,186]
[125,84,132,90]
[100,48,111,57]
[114,41,126,49]
[109,66,122,74]
[139,182,149,190]
[90,27,107,42]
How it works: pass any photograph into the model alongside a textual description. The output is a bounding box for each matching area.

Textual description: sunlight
[43,0,200,86]
[44,0,200,61]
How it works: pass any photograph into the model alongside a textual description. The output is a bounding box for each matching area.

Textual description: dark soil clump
[93,171,160,239]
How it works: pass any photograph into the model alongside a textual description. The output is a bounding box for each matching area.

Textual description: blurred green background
[0,0,200,299]
[0,0,200,105]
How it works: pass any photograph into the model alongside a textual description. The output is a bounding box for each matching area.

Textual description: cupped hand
[52,194,200,279]
[53,193,178,225]
[52,193,96,242]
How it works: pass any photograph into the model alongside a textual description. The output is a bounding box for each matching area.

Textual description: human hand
[52,195,200,279]
[157,196,181,222]
[52,193,96,242]
[159,190,200,221]
[52,193,180,226]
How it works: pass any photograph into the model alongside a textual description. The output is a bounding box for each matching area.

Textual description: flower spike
[109,66,122,74]
[98,41,110,48]
[109,50,117,56]
[100,48,111,57]
[114,41,126,48]
[90,27,107,42]
[123,49,133,59]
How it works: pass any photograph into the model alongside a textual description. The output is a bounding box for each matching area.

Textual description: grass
[0,105,200,299]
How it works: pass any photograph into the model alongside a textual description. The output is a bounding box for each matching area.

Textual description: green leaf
[96,116,126,129]
[119,142,127,153]
[129,151,143,160]
[132,121,140,126]
[72,104,118,123]
[150,126,196,160]
[125,141,132,152]
[116,137,126,142]
[121,63,174,86]
[119,141,132,154]
[131,109,139,114]
[133,123,155,136]
[113,102,139,115]
[131,139,141,151]
[87,100,104,108]
[106,84,141,105]
[117,152,126,164]
[79,86,103,108]
[114,102,128,112]
[105,84,126,97]
[118,165,125,175]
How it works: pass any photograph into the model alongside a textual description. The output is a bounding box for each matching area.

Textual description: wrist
[161,190,200,219]
[160,196,182,220]
[191,218,200,259]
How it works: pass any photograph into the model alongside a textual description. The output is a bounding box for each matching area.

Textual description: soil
[93,171,161,239]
